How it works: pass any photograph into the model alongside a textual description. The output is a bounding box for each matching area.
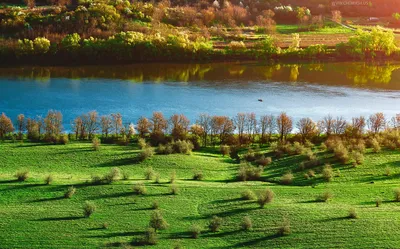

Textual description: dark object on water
[258,99,263,102]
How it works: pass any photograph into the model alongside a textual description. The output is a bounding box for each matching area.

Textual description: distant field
[1,141,400,248]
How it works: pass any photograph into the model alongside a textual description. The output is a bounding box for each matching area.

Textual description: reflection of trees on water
[1,62,400,90]
[345,63,400,85]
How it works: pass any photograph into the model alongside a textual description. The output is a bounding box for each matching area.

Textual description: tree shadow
[35,216,84,221]
[88,191,133,200]
[202,229,241,238]
[95,157,140,167]
[228,234,280,248]
[319,216,349,222]
[0,179,19,184]
[86,231,143,238]
[209,197,243,204]
[29,196,64,203]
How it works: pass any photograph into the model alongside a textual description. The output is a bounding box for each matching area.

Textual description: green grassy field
[0,141,400,248]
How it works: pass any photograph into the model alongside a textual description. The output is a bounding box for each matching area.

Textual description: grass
[0,141,400,248]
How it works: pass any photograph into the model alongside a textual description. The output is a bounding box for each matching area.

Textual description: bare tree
[0,113,14,139]
[247,113,257,142]
[197,113,211,147]
[111,113,123,137]
[319,115,335,136]
[277,112,293,141]
[391,114,400,130]
[101,115,112,138]
[351,116,366,137]
[260,115,276,144]
[73,116,84,140]
[332,116,347,135]
[368,112,386,134]
[83,111,99,139]
[234,113,246,144]
[44,110,63,138]
[297,117,317,143]
[16,114,25,139]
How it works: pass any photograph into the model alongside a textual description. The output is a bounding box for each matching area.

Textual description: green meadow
[0,141,400,248]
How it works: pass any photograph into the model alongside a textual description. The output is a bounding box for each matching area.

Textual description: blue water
[1,63,400,131]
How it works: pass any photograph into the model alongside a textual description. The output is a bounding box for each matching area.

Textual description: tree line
[0,110,398,146]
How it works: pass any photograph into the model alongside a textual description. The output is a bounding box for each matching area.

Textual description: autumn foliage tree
[277,112,293,141]
[170,114,190,140]
[44,110,63,140]
[297,117,317,143]
[368,112,386,134]
[137,117,152,137]
[0,113,14,139]
[16,114,26,139]
[150,112,168,145]
[101,115,112,138]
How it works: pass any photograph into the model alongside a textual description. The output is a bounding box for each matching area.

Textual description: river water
[1,62,400,130]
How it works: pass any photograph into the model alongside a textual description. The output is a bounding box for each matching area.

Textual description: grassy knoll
[0,141,400,248]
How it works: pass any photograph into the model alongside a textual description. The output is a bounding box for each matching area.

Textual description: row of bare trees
[0,110,396,145]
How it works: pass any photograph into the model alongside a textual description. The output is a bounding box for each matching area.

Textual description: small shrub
[44,174,53,185]
[257,188,274,208]
[92,137,101,151]
[190,224,201,239]
[316,190,333,202]
[293,142,305,155]
[322,164,334,182]
[385,167,391,176]
[83,201,96,218]
[154,173,161,184]
[333,143,349,164]
[220,145,230,157]
[352,151,364,165]
[143,228,157,245]
[103,167,120,184]
[91,175,103,184]
[308,170,315,178]
[394,188,400,202]
[277,217,291,236]
[193,171,204,181]
[280,172,293,185]
[170,170,177,183]
[170,184,179,195]
[133,183,147,195]
[241,216,252,231]
[237,164,263,181]
[152,200,159,210]
[145,167,155,180]
[122,170,130,180]
[256,156,272,167]
[375,197,382,207]
[149,210,168,231]
[370,138,381,153]
[64,186,76,198]
[15,170,29,182]
[241,189,256,200]
[348,208,358,219]
[209,215,223,232]
[138,138,147,149]
[58,135,69,145]
[137,147,154,161]
[102,223,109,229]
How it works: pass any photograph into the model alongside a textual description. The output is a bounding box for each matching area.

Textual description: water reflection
[1,62,400,90]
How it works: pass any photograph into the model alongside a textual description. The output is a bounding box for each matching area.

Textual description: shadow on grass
[227,234,281,248]
[29,196,65,203]
[95,157,139,167]
[202,229,241,238]
[35,216,84,221]
[319,216,349,222]
[88,191,133,200]
[0,179,19,184]
[209,197,243,204]
[86,231,143,238]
